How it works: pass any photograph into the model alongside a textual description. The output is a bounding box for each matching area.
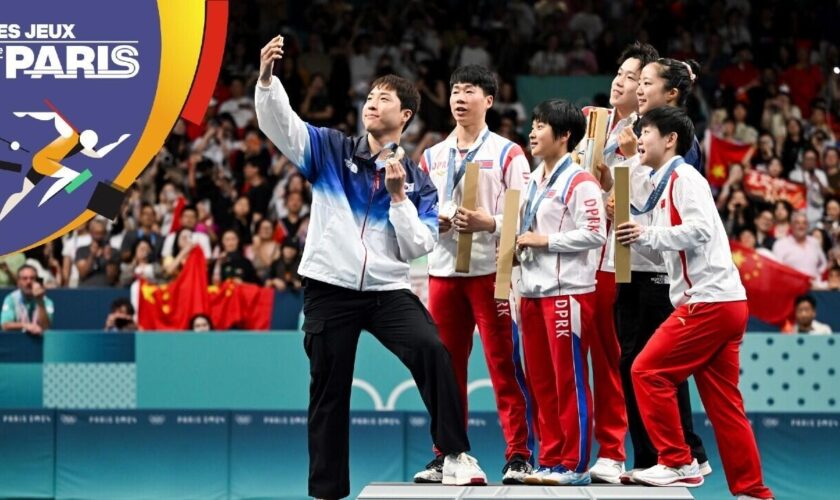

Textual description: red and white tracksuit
[518,155,606,471]
[421,128,533,460]
[580,107,633,462]
[630,156,774,499]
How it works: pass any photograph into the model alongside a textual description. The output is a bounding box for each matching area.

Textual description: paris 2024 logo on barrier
[0,0,228,256]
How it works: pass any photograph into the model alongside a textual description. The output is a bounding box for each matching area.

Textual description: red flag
[208,280,275,330]
[169,196,187,233]
[730,241,811,326]
[743,170,807,210]
[138,247,209,330]
[706,134,752,188]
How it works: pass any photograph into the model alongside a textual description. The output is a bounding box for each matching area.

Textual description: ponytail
[652,58,700,107]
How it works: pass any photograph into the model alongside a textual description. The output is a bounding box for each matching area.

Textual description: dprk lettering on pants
[554,298,571,338]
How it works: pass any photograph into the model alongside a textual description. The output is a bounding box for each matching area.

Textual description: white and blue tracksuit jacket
[256,76,438,291]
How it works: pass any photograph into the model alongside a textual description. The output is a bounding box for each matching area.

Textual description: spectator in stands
[761,84,802,147]
[75,219,120,287]
[300,34,332,82]
[719,44,759,98]
[210,229,258,285]
[267,237,303,292]
[788,294,832,334]
[781,118,807,176]
[766,157,785,179]
[789,148,833,227]
[779,43,825,117]
[161,205,213,259]
[732,101,758,144]
[104,298,137,332]
[751,133,776,170]
[243,159,272,219]
[824,147,840,192]
[827,267,840,290]
[280,191,308,244]
[190,313,213,332]
[566,31,599,75]
[720,188,754,237]
[493,79,526,130]
[808,103,836,144]
[119,239,164,287]
[218,77,256,129]
[529,33,566,76]
[737,227,757,249]
[251,218,281,282]
[23,242,61,288]
[230,195,254,246]
[773,212,828,283]
[754,209,776,250]
[771,200,793,239]
[1,265,53,335]
[300,73,335,127]
[818,198,840,240]
[568,0,603,44]
[456,33,492,69]
[120,203,162,263]
[163,228,197,279]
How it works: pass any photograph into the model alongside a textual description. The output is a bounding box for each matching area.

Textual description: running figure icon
[0,103,130,222]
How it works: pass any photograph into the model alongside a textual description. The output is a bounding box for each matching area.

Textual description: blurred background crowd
[3,0,839,302]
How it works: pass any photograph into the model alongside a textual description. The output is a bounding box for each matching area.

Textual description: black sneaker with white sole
[502,454,533,484]
[413,455,444,483]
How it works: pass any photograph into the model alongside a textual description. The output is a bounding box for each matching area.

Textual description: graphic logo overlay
[0,0,228,256]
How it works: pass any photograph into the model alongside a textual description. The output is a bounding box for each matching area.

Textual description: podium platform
[357,483,695,499]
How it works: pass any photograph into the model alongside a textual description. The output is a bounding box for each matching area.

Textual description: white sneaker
[442,452,487,486]
[413,455,443,483]
[631,459,704,488]
[699,460,712,476]
[542,466,591,486]
[523,466,551,485]
[590,457,625,484]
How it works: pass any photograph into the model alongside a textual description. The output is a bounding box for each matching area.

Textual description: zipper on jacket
[359,170,381,290]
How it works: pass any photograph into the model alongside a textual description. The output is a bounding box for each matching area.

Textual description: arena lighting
[834,66,840,75]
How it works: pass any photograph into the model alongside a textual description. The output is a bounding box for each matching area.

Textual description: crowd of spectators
[1,0,838,330]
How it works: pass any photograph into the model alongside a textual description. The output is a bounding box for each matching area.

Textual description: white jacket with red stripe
[518,154,607,298]
[634,156,746,307]
[421,127,531,277]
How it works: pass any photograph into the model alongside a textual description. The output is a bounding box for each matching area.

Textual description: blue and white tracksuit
[256,75,439,291]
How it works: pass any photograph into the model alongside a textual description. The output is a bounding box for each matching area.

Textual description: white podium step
[357,483,695,499]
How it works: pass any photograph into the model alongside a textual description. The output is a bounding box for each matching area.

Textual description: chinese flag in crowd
[730,241,811,325]
[706,134,753,188]
[138,247,209,330]
[208,280,275,330]
[137,247,275,330]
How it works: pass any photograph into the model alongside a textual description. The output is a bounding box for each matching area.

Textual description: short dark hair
[795,294,817,309]
[617,41,659,68]
[531,99,586,149]
[450,65,498,98]
[17,264,38,278]
[803,147,819,159]
[649,58,700,107]
[639,106,695,157]
[370,74,421,131]
[110,297,135,315]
